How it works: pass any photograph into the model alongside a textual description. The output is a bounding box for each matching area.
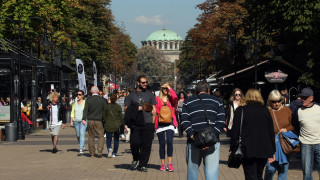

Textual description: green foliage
[0,0,137,78]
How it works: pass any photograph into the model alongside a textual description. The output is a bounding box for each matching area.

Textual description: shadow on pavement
[39,149,61,153]
[67,149,79,152]
[121,149,132,154]
[114,163,161,170]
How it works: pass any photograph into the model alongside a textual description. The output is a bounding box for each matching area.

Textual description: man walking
[181,81,225,180]
[82,86,106,158]
[296,87,320,180]
[124,75,157,172]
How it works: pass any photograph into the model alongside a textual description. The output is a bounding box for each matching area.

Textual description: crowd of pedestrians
[40,77,320,180]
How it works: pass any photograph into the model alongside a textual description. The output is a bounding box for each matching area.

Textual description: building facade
[141,27,183,63]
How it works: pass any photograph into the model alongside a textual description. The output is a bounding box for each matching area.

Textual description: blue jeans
[264,160,289,180]
[157,130,174,159]
[73,121,87,150]
[106,131,120,155]
[186,142,220,180]
[301,143,320,180]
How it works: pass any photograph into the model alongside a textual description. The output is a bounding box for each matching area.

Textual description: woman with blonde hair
[225,88,246,136]
[264,90,294,180]
[155,83,178,171]
[230,89,275,180]
[47,92,66,153]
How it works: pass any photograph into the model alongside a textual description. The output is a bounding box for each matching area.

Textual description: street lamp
[226,17,258,88]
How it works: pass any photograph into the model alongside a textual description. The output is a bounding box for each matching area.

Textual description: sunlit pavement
[0,125,318,180]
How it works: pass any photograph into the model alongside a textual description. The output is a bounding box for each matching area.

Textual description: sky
[110,0,204,48]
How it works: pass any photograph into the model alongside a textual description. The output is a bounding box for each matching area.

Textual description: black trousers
[242,157,268,180]
[130,123,155,167]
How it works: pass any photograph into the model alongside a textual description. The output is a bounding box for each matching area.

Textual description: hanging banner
[76,59,87,95]
[93,61,97,86]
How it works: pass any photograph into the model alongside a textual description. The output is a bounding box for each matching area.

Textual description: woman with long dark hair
[177,91,186,137]
[70,90,87,154]
[225,88,246,136]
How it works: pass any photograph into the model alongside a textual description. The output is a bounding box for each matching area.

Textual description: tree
[131,46,166,85]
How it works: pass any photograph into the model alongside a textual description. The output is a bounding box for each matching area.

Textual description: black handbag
[228,108,245,168]
[193,95,218,149]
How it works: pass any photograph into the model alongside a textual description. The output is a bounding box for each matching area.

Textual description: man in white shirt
[297,87,320,180]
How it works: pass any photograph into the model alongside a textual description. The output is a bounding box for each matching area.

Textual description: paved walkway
[0,125,318,180]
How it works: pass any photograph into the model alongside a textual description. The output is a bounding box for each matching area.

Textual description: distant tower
[141,27,183,63]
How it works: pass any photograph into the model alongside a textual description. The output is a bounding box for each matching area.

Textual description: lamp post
[52,33,76,93]
[226,17,256,88]
[1,15,50,140]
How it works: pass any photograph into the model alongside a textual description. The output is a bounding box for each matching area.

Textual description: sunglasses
[300,96,309,100]
[271,99,282,103]
[77,94,83,96]
[235,94,241,96]
[99,93,103,95]
[162,87,168,90]
[140,81,148,84]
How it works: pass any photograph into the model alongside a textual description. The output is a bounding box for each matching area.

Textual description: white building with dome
[141,27,183,63]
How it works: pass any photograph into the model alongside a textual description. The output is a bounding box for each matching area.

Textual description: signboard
[265,70,288,83]
[0,106,10,121]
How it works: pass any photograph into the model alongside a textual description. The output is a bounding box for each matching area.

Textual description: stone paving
[0,125,318,180]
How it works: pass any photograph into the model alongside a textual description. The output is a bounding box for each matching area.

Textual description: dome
[146,27,183,41]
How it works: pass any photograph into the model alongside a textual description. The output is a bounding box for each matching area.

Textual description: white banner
[76,59,87,95]
[93,61,97,86]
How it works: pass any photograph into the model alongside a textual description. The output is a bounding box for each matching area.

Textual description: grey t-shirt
[124,90,156,124]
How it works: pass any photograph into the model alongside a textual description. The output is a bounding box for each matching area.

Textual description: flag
[76,59,87,95]
[93,61,97,86]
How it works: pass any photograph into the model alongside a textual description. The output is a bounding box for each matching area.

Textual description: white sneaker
[112,154,116,158]
[79,149,84,154]
[108,149,113,158]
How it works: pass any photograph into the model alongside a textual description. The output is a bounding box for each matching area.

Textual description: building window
[154,42,157,47]
[159,42,162,49]
[170,42,173,50]
[164,42,168,50]
[175,43,178,49]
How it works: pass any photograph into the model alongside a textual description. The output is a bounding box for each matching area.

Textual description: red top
[155,88,178,129]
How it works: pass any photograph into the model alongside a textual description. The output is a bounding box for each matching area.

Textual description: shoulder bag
[272,110,300,155]
[228,107,245,168]
[193,95,218,149]
[135,91,153,112]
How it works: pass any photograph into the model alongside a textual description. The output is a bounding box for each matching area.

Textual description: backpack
[159,102,172,124]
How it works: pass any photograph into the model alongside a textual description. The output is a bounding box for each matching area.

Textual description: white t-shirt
[51,105,61,125]
[298,104,320,144]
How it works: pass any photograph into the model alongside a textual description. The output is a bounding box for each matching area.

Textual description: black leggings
[157,130,174,159]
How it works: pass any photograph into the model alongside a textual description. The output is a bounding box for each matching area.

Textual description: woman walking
[70,90,87,154]
[47,92,66,153]
[155,83,178,171]
[264,90,294,180]
[103,94,124,158]
[177,92,186,137]
[230,89,275,180]
[225,88,246,136]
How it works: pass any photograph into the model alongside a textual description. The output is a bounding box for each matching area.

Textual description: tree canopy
[0,0,137,77]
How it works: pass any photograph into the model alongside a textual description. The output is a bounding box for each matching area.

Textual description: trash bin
[5,122,17,142]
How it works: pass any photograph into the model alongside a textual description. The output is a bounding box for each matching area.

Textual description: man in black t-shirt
[124,75,156,172]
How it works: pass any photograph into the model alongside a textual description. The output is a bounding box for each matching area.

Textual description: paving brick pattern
[0,125,318,180]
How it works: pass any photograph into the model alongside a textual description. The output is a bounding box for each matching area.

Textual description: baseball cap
[299,87,313,97]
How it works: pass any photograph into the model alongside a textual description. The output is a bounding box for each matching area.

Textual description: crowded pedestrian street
[0,126,317,180]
